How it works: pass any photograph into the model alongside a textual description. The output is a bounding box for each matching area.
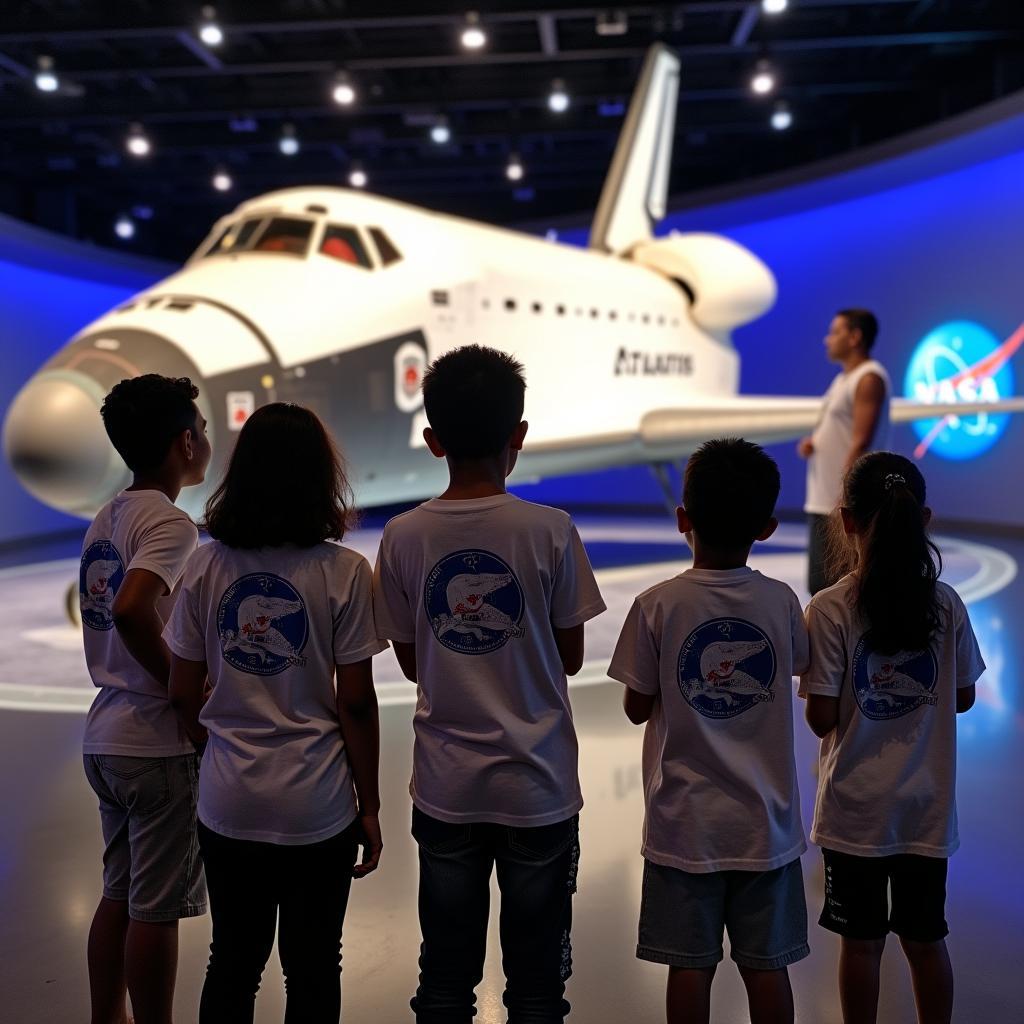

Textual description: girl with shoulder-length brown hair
[165,403,386,1023]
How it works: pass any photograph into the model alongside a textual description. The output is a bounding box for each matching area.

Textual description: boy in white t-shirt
[608,439,810,1024]
[373,345,606,1023]
[80,374,211,1024]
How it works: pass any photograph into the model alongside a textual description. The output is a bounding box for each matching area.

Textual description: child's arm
[623,688,656,724]
[335,659,383,878]
[608,599,659,724]
[168,654,209,748]
[112,568,173,686]
[956,685,976,713]
[391,641,417,683]
[805,694,839,737]
[553,623,584,676]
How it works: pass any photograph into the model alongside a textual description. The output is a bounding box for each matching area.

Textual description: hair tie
[883,472,906,490]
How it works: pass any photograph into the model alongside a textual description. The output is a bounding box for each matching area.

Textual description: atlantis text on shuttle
[614,348,694,377]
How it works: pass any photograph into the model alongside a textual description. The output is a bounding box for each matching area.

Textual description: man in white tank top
[797,309,890,594]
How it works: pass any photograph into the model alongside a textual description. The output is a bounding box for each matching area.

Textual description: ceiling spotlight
[548,79,570,114]
[595,11,629,36]
[460,12,487,50]
[750,60,776,96]
[430,119,451,145]
[348,166,368,188]
[331,71,357,106]
[125,123,151,157]
[762,0,788,13]
[114,215,135,240]
[770,101,792,130]
[198,6,224,47]
[212,168,233,191]
[278,123,300,156]
[505,153,524,182]
[34,55,59,93]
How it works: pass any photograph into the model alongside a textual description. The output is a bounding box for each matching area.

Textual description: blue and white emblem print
[677,617,777,719]
[79,540,125,632]
[424,549,525,654]
[217,573,309,676]
[852,637,938,720]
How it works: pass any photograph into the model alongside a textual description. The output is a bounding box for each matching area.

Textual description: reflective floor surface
[1,518,1021,1022]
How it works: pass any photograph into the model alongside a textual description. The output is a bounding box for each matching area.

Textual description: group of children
[79,345,984,1024]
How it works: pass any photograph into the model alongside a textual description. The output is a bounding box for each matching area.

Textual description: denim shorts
[637,857,809,971]
[84,753,206,922]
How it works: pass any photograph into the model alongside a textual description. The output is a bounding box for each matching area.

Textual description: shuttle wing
[525,395,1024,464]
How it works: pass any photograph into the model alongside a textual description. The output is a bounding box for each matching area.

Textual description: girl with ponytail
[798,452,985,1024]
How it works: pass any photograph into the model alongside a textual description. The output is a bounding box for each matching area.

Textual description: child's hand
[353,814,383,878]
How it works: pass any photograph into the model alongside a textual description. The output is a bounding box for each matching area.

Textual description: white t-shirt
[799,575,985,858]
[164,541,387,845]
[373,493,606,826]
[82,489,199,757]
[608,567,810,874]
[805,359,891,515]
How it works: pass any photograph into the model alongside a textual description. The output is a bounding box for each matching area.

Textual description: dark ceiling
[1,1,1022,262]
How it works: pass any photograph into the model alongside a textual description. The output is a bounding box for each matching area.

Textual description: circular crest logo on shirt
[852,636,938,720]
[217,573,309,676]
[79,540,126,632]
[677,617,777,719]
[424,549,525,655]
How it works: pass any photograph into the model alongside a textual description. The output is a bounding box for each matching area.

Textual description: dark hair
[683,438,780,547]
[203,403,355,548]
[837,308,879,353]
[421,345,526,459]
[101,374,199,473]
[834,452,942,654]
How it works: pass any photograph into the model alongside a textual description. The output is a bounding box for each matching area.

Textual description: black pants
[807,512,835,596]
[197,819,359,1024]
[410,807,579,1024]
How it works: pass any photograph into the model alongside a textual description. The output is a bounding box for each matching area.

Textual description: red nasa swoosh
[913,320,1024,458]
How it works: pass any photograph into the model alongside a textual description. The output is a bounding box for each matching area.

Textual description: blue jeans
[410,807,579,1024]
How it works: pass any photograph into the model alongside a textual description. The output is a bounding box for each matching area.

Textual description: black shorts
[819,849,948,943]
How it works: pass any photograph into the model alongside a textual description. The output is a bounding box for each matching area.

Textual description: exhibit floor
[0,517,1021,1022]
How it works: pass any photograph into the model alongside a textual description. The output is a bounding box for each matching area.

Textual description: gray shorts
[637,857,809,971]
[84,753,206,923]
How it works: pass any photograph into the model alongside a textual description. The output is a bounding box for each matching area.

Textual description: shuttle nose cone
[3,370,128,515]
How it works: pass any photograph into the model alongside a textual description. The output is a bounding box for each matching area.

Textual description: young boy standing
[373,345,605,1023]
[608,439,810,1024]
[81,374,211,1024]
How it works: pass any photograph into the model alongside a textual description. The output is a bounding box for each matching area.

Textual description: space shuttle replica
[4,45,1019,520]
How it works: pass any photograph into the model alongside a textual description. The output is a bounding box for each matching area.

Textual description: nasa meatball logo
[852,638,938,720]
[424,550,525,655]
[217,573,309,676]
[904,320,1020,461]
[79,540,126,632]
[677,618,776,719]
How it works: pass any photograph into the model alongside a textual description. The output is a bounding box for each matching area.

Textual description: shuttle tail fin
[589,44,680,254]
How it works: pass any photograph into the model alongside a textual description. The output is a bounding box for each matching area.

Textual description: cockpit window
[203,217,266,257]
[369,227,402,266]
[253,217,314,256]
[319,224,372,268]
